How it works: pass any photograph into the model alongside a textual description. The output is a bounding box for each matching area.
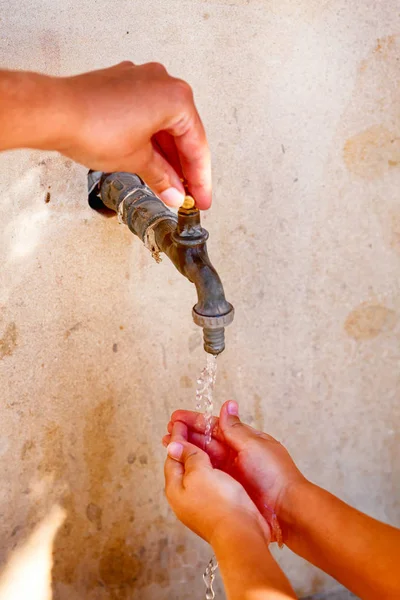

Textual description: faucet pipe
[88,171,234,355]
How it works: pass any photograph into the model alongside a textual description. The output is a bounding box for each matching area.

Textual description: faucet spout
[89,171,234,354]
[155,204,234,354]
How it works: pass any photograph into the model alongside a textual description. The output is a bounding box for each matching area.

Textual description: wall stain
[83,398,116,504]
[20,439,35,460]
[51,398,117,593]
[339,34,400,256]
[180,375,193,389]
[344,125,400,180]
[18,392,184,596]
[64,322,83,339]
[344,303,396,340]
[0,322,18,359]
[49,397,169,597]
[86,502,103,531]
[342,35,400,186]
[373,35,397,57]
[38,423,65,480]
[127,452,136,464]
[99,535,141,593]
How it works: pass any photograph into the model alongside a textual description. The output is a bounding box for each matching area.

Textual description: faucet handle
[181,195,195,210]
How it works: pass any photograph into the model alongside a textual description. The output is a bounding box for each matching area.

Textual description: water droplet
[203,555,218,599]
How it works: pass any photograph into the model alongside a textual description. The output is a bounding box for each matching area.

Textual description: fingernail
[160,187,184,208]
[228,401,239,416]
[167,442,184,460]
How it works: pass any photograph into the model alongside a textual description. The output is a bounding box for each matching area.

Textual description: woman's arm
[0,70,66,152]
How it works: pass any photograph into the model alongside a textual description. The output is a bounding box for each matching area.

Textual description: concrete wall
[0,1,399,598]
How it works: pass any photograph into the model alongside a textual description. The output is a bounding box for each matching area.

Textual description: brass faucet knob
[182,195,195,210]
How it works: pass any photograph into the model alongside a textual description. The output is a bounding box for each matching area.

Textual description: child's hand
[164,420,270,546]
[163,401,307,537]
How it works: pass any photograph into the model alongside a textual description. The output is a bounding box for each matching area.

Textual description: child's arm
[168,401,400,599]
[281,481,400,600]
[164,420,297,600]
[212,522,297,600]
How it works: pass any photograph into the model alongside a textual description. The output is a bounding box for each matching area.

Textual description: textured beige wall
[0,1,399,598]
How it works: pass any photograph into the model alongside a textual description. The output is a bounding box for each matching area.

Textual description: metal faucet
[88,172,234,355]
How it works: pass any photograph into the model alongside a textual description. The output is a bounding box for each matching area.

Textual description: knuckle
[119,60,134,68]
[144,171,169,190]
[147,61,168,75]
[171,78,194,104]
[185,448,199,462]
[230,420,244,432]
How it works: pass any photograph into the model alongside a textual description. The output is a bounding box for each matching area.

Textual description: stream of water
[196,353,218,448]
[195,353,219,599]
[194,354,283,598]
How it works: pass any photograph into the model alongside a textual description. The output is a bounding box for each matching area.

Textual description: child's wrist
[277,479,318,541]
[210,512,271,552]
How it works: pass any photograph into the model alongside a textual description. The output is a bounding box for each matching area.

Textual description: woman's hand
[164,420,270,546]
[164,401,307,540]
[0,63,211,209]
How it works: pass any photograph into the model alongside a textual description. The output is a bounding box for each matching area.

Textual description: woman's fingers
[165,89,212,210]
[153,130,183,178]
[137,143,185,207]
